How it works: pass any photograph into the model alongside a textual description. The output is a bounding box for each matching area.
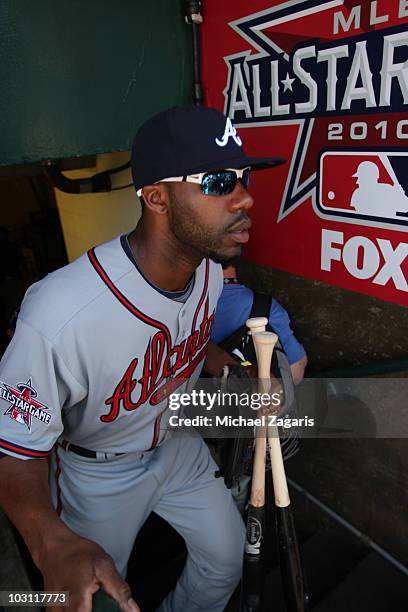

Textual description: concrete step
[312,551,408,612]
[262,530,369,611]
[0,512,42,612]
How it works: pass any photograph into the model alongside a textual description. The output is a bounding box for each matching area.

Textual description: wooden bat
[240,415,267,611]
[245,316,268,362]
[253,331,305,612]
[240,321,275,612]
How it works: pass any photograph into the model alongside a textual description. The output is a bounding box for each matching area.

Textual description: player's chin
[209,244,242,265]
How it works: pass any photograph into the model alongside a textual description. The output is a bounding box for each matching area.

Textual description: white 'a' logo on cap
[215,118,242,147]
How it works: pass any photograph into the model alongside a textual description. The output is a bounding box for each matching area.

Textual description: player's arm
[0,318,138,611]
[0,455,139,612]
[203,339,237,376]
[290,354,308,385]
[268,299,307,384]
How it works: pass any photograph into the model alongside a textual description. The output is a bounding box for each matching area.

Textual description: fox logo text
[321,229,408,292]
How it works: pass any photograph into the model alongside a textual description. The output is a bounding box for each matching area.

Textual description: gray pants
[49,434,245,612]
[230,475,251,516]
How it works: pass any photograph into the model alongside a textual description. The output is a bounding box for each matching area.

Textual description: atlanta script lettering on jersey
[103,298,215,423]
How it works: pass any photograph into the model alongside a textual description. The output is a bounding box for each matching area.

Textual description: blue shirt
[211,284,306,365]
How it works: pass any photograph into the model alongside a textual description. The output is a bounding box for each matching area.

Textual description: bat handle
[253,332,278,393]
[267,427,290,507]
[252,332,278,377]
[246,327,273,508]
[246,316,268,335]
[246,317,268,362]
[249,430,266,507]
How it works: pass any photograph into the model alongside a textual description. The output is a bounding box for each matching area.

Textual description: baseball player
[0,106,284,612]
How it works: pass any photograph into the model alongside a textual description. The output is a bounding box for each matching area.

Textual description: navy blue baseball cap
[131,106,285,193]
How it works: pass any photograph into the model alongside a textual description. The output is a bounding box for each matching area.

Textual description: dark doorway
[0,170,68,355]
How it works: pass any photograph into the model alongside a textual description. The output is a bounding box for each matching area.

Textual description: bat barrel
[276,506,306,611]
[268,431,290,507]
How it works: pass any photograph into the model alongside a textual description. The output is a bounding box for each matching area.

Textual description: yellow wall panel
[55,152,141,262]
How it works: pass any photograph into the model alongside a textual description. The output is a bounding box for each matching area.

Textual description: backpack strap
[219,292,276,364]
[249,292,273,321]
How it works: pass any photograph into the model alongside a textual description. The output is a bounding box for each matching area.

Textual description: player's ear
[140,184,169,215]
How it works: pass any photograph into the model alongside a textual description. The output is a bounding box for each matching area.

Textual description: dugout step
[295,530,368,604]
[261,530,369,611]
[311,551,408,611]
[0,512,42,612]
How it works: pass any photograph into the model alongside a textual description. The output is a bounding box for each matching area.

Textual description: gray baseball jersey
[0,235,245,612]
[0,235,223,458]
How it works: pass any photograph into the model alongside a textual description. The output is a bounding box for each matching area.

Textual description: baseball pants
[49,434,245,612]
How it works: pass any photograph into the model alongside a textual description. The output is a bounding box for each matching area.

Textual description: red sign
[201,0,408,305]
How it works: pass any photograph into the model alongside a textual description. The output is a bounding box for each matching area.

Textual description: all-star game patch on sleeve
[0,318,86,460]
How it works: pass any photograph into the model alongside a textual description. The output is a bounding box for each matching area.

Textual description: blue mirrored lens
[202,171,237,196]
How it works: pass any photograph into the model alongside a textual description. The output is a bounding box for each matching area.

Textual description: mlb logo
[318,152,408,227]
[10,406,25,425]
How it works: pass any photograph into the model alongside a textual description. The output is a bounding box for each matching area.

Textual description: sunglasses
[136,167,250,197]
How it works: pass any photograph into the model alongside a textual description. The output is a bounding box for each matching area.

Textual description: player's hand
[203,340,237,376]
[37,531,140,612]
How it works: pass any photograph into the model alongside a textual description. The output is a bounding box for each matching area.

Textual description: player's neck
[128,224,199,292]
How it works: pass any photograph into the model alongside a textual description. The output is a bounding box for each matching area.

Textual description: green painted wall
[0,1,192,166]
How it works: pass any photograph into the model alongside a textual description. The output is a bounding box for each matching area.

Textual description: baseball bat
[240,419,267,611]
[246,316,268,335]
[253,331,305,612]
[245,316,268,362]
[240,324,276,612]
